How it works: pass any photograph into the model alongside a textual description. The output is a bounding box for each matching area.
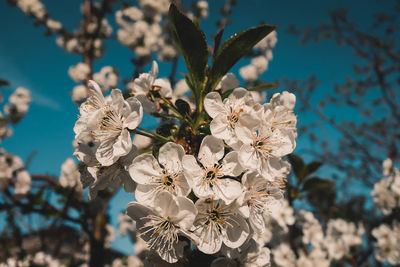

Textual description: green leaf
[303,177,335,192]
[248,82,278,91]
[305,161,323,176]
[213,28,224,56]
[207,24,277,91]
[288,154,305,180]
[168,4,208,91]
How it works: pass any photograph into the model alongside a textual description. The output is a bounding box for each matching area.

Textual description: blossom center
[163,175,174,187]
[98,107,123,136]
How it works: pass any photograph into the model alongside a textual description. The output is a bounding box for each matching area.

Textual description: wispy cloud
[0,46,61,111]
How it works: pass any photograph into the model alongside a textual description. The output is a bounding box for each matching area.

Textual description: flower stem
[135,126,170,143]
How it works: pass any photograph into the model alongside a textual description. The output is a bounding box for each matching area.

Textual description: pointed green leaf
[168,4,208,91]
[248,82,278,92]
[288,153,305,181]
[305,161,323,176]
[207,24,277,91]
[213,28,224,56]
[303,177,335,192]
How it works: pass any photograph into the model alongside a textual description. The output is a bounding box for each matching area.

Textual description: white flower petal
[110,89,124,114]
[112,128,132,157]
[182,155,203,187]
[174,197,197,230]
[238,144,259,170]
[124,97,143,129]
[221,151,243,177]
[158,142,185,173]
[198,135,225,167]
[154,191,179,218]
[210,114,232,140]
[135,184,157,205]
[129,154,163,184]
[222,213,249,248]
[204,92,226,118]
[214,178,243,204]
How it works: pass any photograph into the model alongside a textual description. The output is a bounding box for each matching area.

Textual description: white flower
[270,91,296,110]
[132,61,172,113]
[212,239,271,267]
[269,199,295,231]
[236,117,294,179]
[93,66,119,91]
[204,88,257,149]
[272,243,296,267]
[72,85,88,103]
[193,198,249,254]
[238,171,283,233]
[46,19,62,31]
[216,73,240,93]
[133,134,153,150]
[14,170,31,195]
[129,142,190,205]
[251,56,269,74]
[118,213,136,237]
[239,65,258,81]
[59,158,82,191]
[68,63,90,83]
[73,131,98,167]
[123,7,144,21]
[126,191,197,263]
[84,146,137,199]
[183,136,244,204]
[372,221,400,265]
[74,80,143,166]
[8,87,31,114]
[196,0,209,18]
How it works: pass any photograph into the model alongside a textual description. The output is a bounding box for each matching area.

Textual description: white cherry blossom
[129,142,190,205]
[74,80,143,166]
[238,171,283,233]
[193,198,249,254]
[83,146,137,199]
[216,73,240,93]
[236,118,294,179]
[132,61,172,113]
[126,191,197,263]
[183,135,243,204]
[204,88,257,149]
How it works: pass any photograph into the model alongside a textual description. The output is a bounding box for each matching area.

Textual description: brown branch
[31,174,59,187]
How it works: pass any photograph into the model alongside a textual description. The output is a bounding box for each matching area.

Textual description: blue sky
[0,0,394,255]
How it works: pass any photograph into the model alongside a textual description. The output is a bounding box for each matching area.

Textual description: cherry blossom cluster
[0,86,31,196]
[4,87,32,124]
[115,0,209,63]
[73,80,142,199]
[10,0,62,33]
[115,1,177,61]
[0,149,31,196]
[70,64,120,104]
[266,207,364,267]
[372,158,400,215]
[0,251,62,267]
[372,220,400,265]
[56,4,112,58]
[117,63,298,263]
